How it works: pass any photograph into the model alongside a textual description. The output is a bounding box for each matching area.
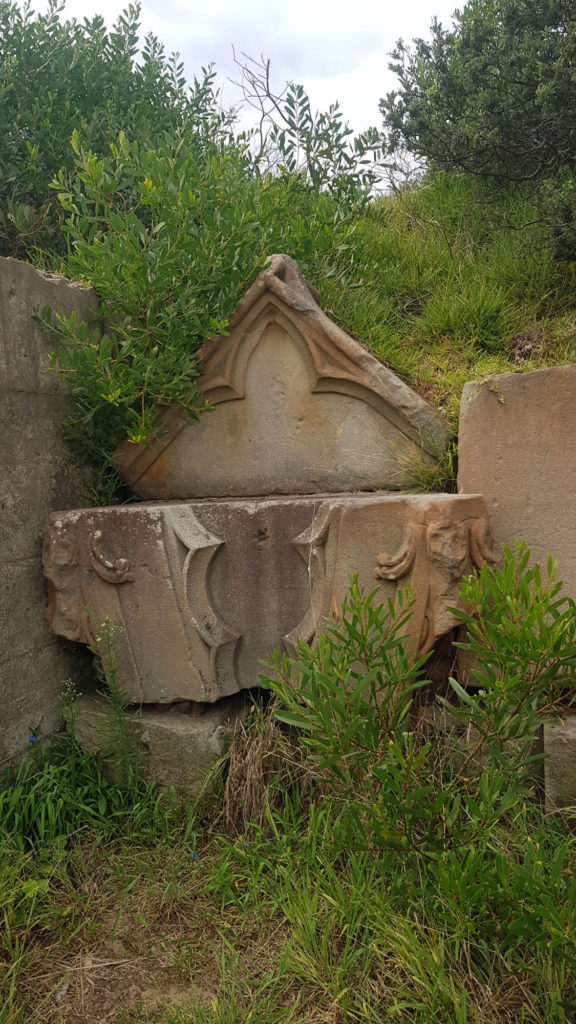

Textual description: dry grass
[219,699,318,836]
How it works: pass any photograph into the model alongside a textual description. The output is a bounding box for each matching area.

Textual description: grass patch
[4,549,576,1022]
[2,728,576,1021]
[316,174,576,427]
[3,789,576,1023]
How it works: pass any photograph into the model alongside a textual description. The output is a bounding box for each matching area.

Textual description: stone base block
[543,718,576,813]
[68,693,247,799]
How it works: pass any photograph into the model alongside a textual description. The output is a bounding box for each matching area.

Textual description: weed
[92,618,142,792]
[401,435,458,493]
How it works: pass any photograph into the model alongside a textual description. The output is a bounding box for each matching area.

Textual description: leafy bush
[251,545,576,1017]
[452,541,576,724]
[379,0,576,260]
[264,544,576,856]
[42,128,362,490]
[380,0,576,185]
[0,0,234,259]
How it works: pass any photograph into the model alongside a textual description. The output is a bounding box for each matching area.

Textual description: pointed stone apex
[117,254,450,499]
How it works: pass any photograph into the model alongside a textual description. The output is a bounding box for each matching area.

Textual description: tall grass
[2,724,576,1022]
[316,174,576,425]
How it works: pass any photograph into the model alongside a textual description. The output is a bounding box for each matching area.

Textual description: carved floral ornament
[287,497,499,661]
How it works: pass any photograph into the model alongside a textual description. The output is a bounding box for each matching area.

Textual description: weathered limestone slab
[544,718,576,813]
[0,257,97,766]
[0,257,98,395]
[44,493,496,704]
[117,255,449,498]
[458,367,576,598]
[68,693,246,798]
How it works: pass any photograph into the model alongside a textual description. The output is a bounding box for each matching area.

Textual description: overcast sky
[26,0,459,135]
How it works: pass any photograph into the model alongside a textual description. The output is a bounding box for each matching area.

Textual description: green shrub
[264,544,576,857]
[40,127,364,493]
[0,0,237,259]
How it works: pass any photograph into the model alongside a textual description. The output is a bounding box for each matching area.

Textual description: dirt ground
[18,908,219,1024]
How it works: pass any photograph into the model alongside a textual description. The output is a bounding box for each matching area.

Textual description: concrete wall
[0,257,97,766]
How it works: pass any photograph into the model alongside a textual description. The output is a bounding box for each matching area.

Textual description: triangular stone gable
[117,255,449,499]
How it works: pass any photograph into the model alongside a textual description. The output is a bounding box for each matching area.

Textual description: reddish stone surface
[458,366,576,599]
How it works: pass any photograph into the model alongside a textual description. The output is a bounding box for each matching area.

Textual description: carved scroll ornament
[375,514,499,655]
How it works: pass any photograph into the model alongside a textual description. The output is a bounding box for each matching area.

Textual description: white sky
[25,0,459,135]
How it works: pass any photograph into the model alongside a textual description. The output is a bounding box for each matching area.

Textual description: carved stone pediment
[116,255,450,499]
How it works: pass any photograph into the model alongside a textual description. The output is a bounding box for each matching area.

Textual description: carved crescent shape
[374,523,422,580]
[89,531,134,584]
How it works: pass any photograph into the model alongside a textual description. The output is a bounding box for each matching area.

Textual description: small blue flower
[191,852,199,860]
[28,734,36,743]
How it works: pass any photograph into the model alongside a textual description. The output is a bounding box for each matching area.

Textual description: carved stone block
[543,718,576,813]
[116,255,450,499]
[44,494,495,704]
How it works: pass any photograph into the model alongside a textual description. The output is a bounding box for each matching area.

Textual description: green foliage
[4,2,576,496]
[379,0,576,259]
[401,437,458,493]
[452,541,576,721]
[264,546,576,858]
[0,0,378,266]
[319,173,576,423]
[3,548,576,1019]
[380,0,576,185]
[45,167,575,491]
[269,82,379,200]
[263,581,434,852]
[91,618,143,791]
[236,56,381,201]
[0,627,198,852]
[42,127,361,480]
[0,729,175,849]
[0,0,230,259]
[36,168,574,498]
[196,802,576,1022]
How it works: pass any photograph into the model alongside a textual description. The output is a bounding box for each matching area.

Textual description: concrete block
[0,557,52,657]
[0,257,99,766]
[0,257,98,394]
[0,392,91,562]
[544,717,576,812]
[0,640,93,767]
